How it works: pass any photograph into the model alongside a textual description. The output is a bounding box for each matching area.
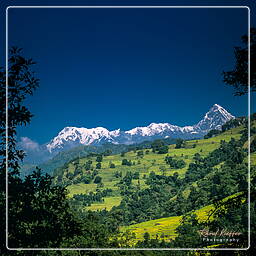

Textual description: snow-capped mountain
[45,104,234,154]
[194,104,234,131]
[46,127,120,153]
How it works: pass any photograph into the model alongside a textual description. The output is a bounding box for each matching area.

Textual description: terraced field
[54,123,249,244]
[65,125,243,207]
[120,191,245,245]
[120,204,213,244]
[86,196,122,211]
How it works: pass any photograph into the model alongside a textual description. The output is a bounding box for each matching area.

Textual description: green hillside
[120,191,244,245]
[53,120,251,248]
[54,124,243,207]
[120,204,213,245]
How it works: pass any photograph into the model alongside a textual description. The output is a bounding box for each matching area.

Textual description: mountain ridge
[46,104,234,153]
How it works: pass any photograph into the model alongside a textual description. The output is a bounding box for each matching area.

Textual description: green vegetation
[223,27,255,95]
[55,124,243,202]
[2,41,255,254]
[52,117,252,250]
[121,204,213,244]
[86,196,122,211]
[0,48,122,253]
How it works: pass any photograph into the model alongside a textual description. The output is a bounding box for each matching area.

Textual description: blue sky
[2,2,253,144]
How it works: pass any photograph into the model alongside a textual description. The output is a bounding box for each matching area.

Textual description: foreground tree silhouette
[223,28,256,95]
[0,48,116,253]
[0,47,41,251]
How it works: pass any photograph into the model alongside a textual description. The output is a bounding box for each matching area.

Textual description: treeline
[72,189,113,207]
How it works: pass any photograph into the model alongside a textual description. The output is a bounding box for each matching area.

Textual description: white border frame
[5,5,251,251]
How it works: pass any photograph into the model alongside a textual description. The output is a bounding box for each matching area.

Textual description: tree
[157,145,168,154]
[94,176,102,184]
[122,159,132,166]
[0,47,39,251]
[109,162,115,168]
[137,150,144,157]
[96,162,101,169]
[133,171,140,179]
[204,129,221,139]
[151,139,165,153]
[8,169,82,248]
[175,138,186,149]
[0,48,82,251]
[223,27,256,95]
[174,213,202,248]
[96,155,103,162]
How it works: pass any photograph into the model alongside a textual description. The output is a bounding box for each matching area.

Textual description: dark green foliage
[72,189,112,207]
[165,156,186,169]
[157,145,169,154]
[8,169,81,248]
[114,171,122,178]
[174,213,203,248]
[110,171,182,224]
[151,139,165,153]
[122,159,132,166]
[222,117,246,132]
[85,160,93,170]
[0,47,38,250]
[119,171,133,187]
[151,140,169,154]
[133,171,140,179]
[0,49,119,252]
[74,167,82,176]
[137,150,144,157]
[175,139,186,149]
[96,155,103,162]
[96,162,101,169]
[204,129,221,139]
[251,138,256,153]
[59,211,120,249]
[185,138,245,183]
[79,175,93,184]
[223,27,256,95]
[109,162,116,168]
[94,175,102,184]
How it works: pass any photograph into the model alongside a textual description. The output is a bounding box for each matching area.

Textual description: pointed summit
[196,104,234,131]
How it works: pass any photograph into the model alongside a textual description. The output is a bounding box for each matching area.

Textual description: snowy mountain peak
[46,126,115,153]
[196,104,234,131]
[46,104,235,153]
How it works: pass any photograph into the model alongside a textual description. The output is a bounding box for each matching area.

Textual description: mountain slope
[59,123,243,200]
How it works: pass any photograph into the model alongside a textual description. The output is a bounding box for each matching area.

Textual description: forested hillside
[53,117,254,249]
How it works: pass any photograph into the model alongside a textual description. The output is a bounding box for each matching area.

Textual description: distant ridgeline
[50,113,255,249]
[52,115,250,187]
[22,115,247,178]
[21,137,178,177]
[20,104,235,177]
